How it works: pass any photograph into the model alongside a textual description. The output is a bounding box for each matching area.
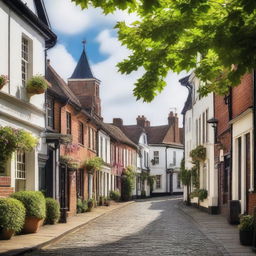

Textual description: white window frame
[156,175,161,189]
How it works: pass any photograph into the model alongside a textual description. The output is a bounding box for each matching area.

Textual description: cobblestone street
[23,197,226,256]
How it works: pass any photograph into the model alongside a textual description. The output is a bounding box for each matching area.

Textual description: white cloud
[44,0,138,35]
[47,44,76,80]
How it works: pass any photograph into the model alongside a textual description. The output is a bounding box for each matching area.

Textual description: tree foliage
[72,0,256,102]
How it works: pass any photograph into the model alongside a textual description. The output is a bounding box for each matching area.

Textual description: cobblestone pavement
[24,197,225,256]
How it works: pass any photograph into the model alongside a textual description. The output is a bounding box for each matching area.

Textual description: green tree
[72,0,256,102]
[179,158,191,205]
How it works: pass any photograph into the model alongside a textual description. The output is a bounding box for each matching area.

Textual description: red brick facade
[214,73,253,216]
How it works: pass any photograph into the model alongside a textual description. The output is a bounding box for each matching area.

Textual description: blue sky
[44,0,188,126]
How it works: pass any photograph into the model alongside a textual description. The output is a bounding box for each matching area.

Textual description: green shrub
[11,191,46,219]
[121,166,135,201]
[198,189,208,201]
[0,198,25,232]
[141,190,146,198]
[239,215,254,231]
[45,198,60,224]
[77,198,88,213]
[109,190,120,202]
[26,75,49,94]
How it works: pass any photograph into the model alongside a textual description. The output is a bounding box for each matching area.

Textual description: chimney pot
[113,118,123,127]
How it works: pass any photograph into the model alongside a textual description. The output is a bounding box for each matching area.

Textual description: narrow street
[24,197,224,256]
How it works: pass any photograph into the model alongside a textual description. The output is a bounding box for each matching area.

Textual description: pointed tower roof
[70,43,94,79]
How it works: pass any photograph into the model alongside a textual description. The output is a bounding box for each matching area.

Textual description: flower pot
[0,83,5,90]
[26,87,46,95]
[23,217,44,234]
[0,229,15,240]
[239,230,253,246]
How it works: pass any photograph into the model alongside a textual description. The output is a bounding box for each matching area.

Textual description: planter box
[0,229,15,240]
[23,217,44,234]
[240,230,253,246]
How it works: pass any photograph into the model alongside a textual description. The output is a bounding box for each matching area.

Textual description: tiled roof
[101,123,137,149]
[70,49,94,79]
[145,125,170,144]
[46,64,81,107]
[119,125,144,144]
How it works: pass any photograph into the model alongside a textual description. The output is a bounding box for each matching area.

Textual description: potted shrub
[26,75,49,95]
[238,215,254,246]
[141,190,146,198]
[109,190,121,202]
[198,189,208,201]
[60,156,79,170]
[45,198,60,225]
[77,198,88,213]
[105,197,111,206]
[87,199,94,212]
[0,198,25,240]
[11,191,46,233]
[0,75,8,90]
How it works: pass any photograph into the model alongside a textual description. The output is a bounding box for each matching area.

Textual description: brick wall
[0,176,14,197]
[54,99,97,216]
[232,73,253,119]
[248,193,256,215]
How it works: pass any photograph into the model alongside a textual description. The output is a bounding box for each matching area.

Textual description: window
[100,137,103,158]
[156,175,161,189]
[173,151,176,166]
[88,128,96,151]
[105,138,108,163]
[177,174,181,188]
[153,151,159,164]
[238,137,242,200]
[206,109,209,142]
[21,37,29,87]
[78,122,84,145]
[66,112,71,134]
[202,112,205,143]
[15,151,26,191]
[46,97,54,129]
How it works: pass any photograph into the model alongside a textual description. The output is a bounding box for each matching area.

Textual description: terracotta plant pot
[23,217,44,234]
[240,230,253,246]
[0,229,15,240]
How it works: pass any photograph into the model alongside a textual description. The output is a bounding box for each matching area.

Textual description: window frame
[78,121,84,145]
[46,97,54,129]
[156,175,161,189]
[66,112,71,134]
[153,151,159,165]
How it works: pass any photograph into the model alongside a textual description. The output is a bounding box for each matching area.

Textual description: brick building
[45,63,98,216]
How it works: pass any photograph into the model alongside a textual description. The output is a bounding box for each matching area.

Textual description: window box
[26,75,49,95]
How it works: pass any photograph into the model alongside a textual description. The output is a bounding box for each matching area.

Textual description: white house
[97,129,113,198]
[0,0,56,196]
[180,73,218,214]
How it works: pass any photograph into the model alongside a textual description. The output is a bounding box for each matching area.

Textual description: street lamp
[207,118,218,144]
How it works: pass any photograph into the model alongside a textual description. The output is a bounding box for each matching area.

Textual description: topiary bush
[109,190,121,202]
[11,191,46,219]
[87,199,94,212]
[0,198,25,232]
[45,198,60,224]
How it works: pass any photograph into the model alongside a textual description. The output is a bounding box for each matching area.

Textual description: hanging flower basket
[190,145,206,162]
[26,75,49,95]
[83,157,103,175]
[59,156,79,170]
[0,75,8,90]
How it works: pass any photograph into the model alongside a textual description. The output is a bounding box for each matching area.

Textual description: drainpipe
[165,146,168,193]
[8,7,10,94]
[228,88,233,201]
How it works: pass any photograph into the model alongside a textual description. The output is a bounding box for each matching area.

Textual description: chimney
[168,112,180,143]
[113,118,123,127]
[145,120,151,127]
[136,115,147,127]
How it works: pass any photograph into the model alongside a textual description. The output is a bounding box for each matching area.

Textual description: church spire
[70,41,94,79]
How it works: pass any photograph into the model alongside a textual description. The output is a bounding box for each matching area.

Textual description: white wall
[0,1,47,192]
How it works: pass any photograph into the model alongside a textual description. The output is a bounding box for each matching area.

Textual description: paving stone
[24,197,225,256]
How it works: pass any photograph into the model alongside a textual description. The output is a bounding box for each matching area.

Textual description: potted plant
[26,75,49,95]
[87,199,94,212]
[83,157,103,175]
[190,145,206,162]
[238,215,254,246]
[141,190,146,198]
[121,166,135,201]
[45,198,60,225]
[11,191,46,233]
[0,127,38,174]
[198,189,208,201]
[0,198,25,240]
[60,156,79,170]
[0,75,8,90]
[105,197,111,206]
